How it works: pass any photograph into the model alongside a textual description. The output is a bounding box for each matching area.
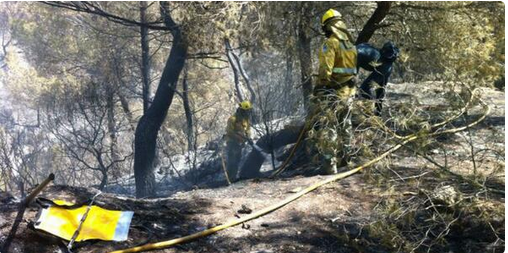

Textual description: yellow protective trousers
[306,81,356,174]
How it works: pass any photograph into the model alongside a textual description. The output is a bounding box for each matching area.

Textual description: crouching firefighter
[306,9,358,175]
[224,100,253,182]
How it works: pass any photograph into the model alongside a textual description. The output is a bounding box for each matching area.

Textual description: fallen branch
[271,87,482,178]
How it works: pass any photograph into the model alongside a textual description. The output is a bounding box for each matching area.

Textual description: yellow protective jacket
[318,27,357,86]
[226,115,251,143]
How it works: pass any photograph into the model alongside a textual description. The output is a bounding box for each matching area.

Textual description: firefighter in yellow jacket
[225,100,252,181]
[307,9,358,174]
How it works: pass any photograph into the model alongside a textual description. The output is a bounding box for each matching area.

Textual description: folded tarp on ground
[34,199,133,242]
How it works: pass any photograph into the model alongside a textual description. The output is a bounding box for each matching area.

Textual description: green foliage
[385,2,504,85]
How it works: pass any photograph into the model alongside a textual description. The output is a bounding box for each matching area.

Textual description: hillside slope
[0,83,504,253]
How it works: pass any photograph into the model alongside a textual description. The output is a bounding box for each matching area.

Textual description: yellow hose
[219,146,232,185]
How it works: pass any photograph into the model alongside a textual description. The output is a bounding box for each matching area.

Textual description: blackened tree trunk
[182,68,194,152]
[95,146,109,191]
[134,2,188,198]
[140,1,151,113]
[98,166,108,190]
[297,3,313,111]
[355,2,392,45]
[283,43,294,115]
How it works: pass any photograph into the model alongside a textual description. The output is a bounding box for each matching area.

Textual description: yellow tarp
[34,200,133,242]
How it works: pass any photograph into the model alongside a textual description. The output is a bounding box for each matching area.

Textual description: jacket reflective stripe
[333,67,357,74]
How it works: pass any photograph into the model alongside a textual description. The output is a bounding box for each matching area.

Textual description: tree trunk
[99,170,108,191]
[134,2,188,198]
[112,54,135,129]
[106,84,121,180]
[297,3,313,111]
[355,2,392,45]
[224,38,244,102]
[284,44,294,115]
[95,148,109,191]
[117,90,135,130]
[182,68,194,152]
[140,1,151,113]
[231,46,256,104]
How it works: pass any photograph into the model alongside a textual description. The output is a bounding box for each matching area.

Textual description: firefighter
[307,9,358,175]
[225,100,252,182]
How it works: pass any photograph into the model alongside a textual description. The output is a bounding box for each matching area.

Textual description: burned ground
[0,83,504,253]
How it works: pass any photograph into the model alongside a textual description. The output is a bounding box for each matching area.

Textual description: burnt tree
[134,2,188,198]
[297,2,313,111]
[355,2,392,45]
[140,1,151,113]
[182,68,194,152]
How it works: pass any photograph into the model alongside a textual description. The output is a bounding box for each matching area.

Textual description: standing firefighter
[225,100,252,182]
[307,9,358,174]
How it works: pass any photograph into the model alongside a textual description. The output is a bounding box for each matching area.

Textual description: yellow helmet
[321,9,342,25]
[239,100,252,110]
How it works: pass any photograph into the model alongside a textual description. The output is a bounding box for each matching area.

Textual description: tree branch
[230,46,256,104]
[41,1,170,31]
[355,2,392,45]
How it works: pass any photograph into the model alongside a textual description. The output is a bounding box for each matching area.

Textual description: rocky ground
[0,82,504,253]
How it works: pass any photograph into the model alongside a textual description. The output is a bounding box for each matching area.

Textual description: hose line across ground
[109,103,489,253]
